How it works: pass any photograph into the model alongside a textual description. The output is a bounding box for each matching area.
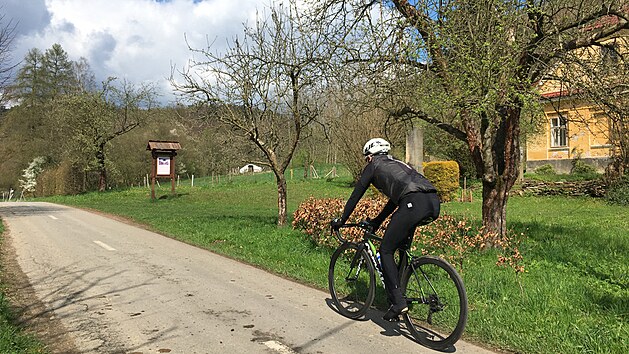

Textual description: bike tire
[328,242,376,319]
[401,255,468,350]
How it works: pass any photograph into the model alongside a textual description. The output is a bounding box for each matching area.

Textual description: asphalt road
[0,202,495,354]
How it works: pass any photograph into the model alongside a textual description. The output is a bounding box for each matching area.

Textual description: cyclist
[331,138,440,321]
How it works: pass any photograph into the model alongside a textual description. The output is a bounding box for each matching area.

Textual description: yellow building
[526,92,612,173]
[526,19,626,174]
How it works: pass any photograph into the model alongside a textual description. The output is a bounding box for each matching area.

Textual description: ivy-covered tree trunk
[609,114,628,179]
[96,142,107,192]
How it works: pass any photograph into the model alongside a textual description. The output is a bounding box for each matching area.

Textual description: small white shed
[239,164,263,174]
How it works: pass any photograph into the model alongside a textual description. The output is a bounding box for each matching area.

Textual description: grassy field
[28,170,629,353]
[0,221,46,353]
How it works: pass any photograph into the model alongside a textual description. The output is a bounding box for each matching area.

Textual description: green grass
[0,221,46,353]
[446,197,629,353]
[39,171,628,354]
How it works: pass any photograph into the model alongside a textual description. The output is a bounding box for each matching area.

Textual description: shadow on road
[321,297,458,353]
[1,232,179,353]
[0,202,67,217]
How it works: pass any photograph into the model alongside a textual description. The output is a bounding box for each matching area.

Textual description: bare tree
[0,12,17,106]
[314,0,629,237]
[323,89,406,181]
[72,57,98,93]
[174,1,332,225]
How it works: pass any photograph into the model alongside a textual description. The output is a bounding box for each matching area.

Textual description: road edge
[0,219,80,354]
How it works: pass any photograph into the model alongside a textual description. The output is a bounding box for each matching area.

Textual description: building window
[550,115,568,148]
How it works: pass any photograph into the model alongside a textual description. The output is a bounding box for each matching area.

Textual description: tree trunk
[97,143,107,192]
[276,174,288,226]
[477,105,521,238]
[98,166,107,192]
[616,125,627,178]
[481,178,509,238]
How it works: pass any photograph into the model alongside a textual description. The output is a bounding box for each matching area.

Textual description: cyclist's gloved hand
[365,217,382,232]
[330,218,343,231]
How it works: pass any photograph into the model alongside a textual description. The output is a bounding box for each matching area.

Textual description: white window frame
[550,115,568,148]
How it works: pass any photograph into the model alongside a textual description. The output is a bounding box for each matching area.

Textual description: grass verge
[39,172,628,354]
[0,220,46,353]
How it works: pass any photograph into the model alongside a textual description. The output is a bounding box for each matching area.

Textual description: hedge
[423,161,459,202]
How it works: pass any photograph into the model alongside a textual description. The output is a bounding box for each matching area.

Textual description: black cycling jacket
[340,154,437,223]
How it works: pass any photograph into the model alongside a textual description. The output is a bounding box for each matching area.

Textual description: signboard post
[147,140,181,200]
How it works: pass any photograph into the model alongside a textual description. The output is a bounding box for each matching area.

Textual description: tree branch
[388,106,467,141]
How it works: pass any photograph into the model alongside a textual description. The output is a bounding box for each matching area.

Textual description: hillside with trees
[0,31,316,192]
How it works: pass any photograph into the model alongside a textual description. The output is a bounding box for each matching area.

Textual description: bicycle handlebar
[332,221,383,244]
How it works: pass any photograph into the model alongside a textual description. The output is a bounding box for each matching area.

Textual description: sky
[2,0,273,105]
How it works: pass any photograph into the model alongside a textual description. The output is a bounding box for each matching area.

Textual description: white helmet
[363,138,391,156]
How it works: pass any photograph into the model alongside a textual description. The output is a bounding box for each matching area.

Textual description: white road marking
[93,241,116,251]
[48,215,58,220]
[263,340,297,354]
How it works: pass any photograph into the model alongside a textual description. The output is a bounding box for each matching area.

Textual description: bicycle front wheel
[401,255,468,350]
[328,242,376,319]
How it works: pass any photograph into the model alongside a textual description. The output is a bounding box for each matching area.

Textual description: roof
[146,140,181,151]
[540,89,582,100]
[583,6,628,32]
[541,91,568,99]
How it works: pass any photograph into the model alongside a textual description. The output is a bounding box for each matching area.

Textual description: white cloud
[5,0,273,105]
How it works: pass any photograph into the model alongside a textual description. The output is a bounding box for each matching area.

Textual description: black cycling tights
[379,192,440,296]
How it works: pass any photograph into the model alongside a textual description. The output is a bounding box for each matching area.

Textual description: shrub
[18,156,47,196]
[423,161,459,202]
[606,176,629,206]
[412,215,524,274]
[292,196,524,274]
[292,196,389,248]
[37,161,85,196]
[570,159,597,175]
[534,164,556,175]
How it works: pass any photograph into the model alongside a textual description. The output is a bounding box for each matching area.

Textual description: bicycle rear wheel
[401,255,468,350]
[328,242,376,319]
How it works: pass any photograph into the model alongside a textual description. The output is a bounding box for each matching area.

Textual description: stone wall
[515,179,607,197]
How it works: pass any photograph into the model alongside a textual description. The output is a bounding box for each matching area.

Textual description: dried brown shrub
[292,196,525,274]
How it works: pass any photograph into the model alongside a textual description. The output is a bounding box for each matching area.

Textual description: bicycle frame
[360,238,386,289]
[404,252,452,321]
[335,223,386,288]
[335,223,438,310]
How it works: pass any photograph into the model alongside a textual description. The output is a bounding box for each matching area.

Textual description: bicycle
[328,221,468,350]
